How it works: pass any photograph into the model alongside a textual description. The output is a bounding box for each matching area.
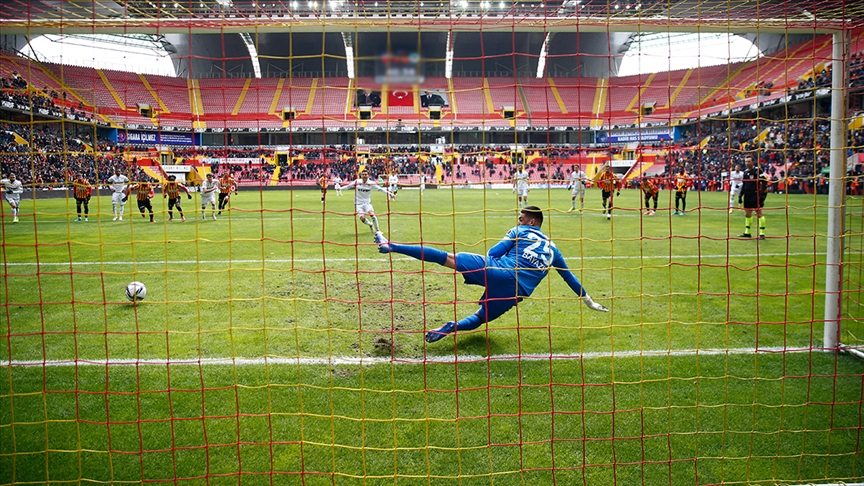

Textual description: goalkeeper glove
[187,194,192,200]
[163,194,167,198]
[616,191,620,197]
[582,295,609,312]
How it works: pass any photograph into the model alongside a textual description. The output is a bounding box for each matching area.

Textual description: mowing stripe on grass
[0,346,814,367]
[0,251,827,268]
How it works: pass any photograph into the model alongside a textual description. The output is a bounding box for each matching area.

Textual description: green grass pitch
[2,186,863,485]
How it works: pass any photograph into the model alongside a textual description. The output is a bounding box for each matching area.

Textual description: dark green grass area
[2,186,864,485]
[2,354,863,485]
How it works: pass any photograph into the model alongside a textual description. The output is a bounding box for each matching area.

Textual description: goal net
[1,2,864,485]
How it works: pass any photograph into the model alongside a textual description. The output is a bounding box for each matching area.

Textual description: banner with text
[597,127,676,144]
[114,129,196,146]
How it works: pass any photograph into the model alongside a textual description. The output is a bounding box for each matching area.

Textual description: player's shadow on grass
[447,332,507,355]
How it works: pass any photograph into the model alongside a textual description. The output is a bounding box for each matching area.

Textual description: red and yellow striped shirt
[596,170,618,192]
[135,183,154,201]
[163,182,187,199]
[675,173,690,193]
[641,179,658,196]
[219,175,235,194]
[73,179,91,199]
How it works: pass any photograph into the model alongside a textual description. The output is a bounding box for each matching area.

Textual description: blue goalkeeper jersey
[487,225,584,297]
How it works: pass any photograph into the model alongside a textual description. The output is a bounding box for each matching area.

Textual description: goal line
[0,347,812,368]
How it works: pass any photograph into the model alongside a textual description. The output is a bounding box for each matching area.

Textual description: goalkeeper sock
[759,216,766,236]
[745,216,752,234]
[455,313,483,332]
[388,243,448,266]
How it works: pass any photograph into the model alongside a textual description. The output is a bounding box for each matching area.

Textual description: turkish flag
[388,89,414,107]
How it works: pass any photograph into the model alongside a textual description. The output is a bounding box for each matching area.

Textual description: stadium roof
[2,0,861,79]
[2,0,862,34]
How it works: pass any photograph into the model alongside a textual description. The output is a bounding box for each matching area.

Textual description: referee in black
[738,155,769,239]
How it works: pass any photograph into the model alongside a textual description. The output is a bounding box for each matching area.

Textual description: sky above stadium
[618,32,763,76]
[20,32,762,78]
[21,34,177,76]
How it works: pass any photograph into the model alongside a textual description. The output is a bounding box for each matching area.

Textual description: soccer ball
[125,281,147,302]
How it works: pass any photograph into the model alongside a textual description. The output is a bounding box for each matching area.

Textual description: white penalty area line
[0,252,827,268]
[9,208,819,225]
[1,347,819,368]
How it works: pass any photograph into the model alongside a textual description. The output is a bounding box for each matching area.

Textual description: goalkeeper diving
[375,206,609,343]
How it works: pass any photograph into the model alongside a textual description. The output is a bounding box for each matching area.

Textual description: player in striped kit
[318,172,329,204]
[107,168,130,221]
[596,165,619,220]
[125,181,156,222]
[200,172,220,220]
[340,168,395,237]
[640,177,659,216]
[375,206,609,343]
[162,175,192,222]
[217,172,237,215]
[673,167,690,215]
[72,174,92,222]
[1,173,23,223]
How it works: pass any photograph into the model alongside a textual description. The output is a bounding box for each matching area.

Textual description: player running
[340,168,395,237]
[125,181,156,222]
[567,166,587,212]
[162,175,192,222]
[1,173,23,223]
[107,167,130,221]
[201,172,220,220]
[596,165,619,220]
[217,172,237,215]
[375,206,609,343]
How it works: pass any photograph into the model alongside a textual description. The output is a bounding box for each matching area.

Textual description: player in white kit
[107,168,130,221]
[512,165,530,208]
[729,163,744,213]
[567,167,587,212]
[340,169,395,236]
[388,172,399,196]
[419,174,426,194]
[333,175,343,196]
[1,173,23,223]
[200,172,221,220]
